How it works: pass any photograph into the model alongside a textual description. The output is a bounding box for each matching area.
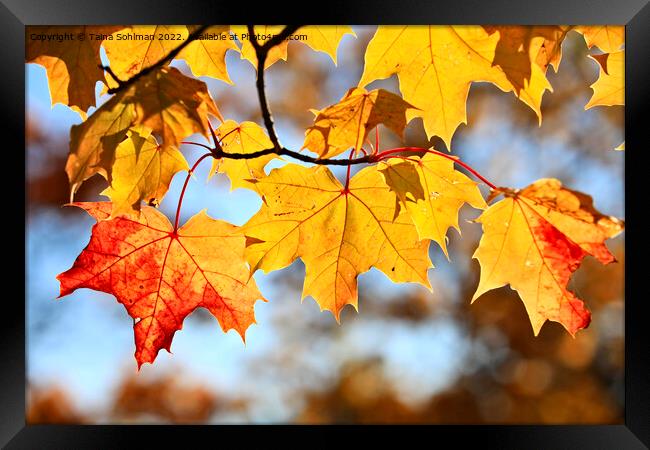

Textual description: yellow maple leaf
[209,120,275,190]
[533,26,572,72]
[299,26,357,64]
[615,141,624,151]
[67,96,136,196]
[378,153,486,257]
[303,87,416,158]
[103,25,189,80]
[101,127,188,218]
[233,25,355,69]
[484,25,571,73]
[358,26,553,148]
[242,164,433,319]
[585,50,624,109]
[178,25,239,83]
[574,25,624,53]
[26,25,123,112]
[67,66,220,197]
[130,67,222,147]
[472,179,624,336]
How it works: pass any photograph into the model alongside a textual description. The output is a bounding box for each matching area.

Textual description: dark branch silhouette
[247,25,302,150]
[210,145,376,166]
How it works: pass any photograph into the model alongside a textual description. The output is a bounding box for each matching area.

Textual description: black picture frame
[3,0,648,447]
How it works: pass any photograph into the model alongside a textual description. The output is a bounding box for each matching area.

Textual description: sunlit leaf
[303,87,415,158]
[472,179,624,335]
[359,26,554,148]
[242,164,432,319]
[57,202,265,367]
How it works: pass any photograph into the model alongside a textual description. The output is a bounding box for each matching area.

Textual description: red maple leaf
[57,202,265,367]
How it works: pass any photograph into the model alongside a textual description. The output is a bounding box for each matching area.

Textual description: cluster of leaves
[26,25,624,367]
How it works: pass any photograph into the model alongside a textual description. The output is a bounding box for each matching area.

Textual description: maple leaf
[26,25,124,112]
[574,25,624,53]
[615,142,624,151]
[66,94,136,196]
[209,120,275,190]
[484,25,571,73]
[532,26,571,72]
[585,50,624,109]
[101,127,188,218]
[298,26,357,64]
[67,66,220,197]
[233,25,355,69]
[242,164,432,319]
[129,67,221,147]
[302,87,416,159]
[472,179,624,336]
[57,202,265,367]
[378,153,486,257]
[103,25,189,80]
[178,26,240,83]
[358,26,553,148]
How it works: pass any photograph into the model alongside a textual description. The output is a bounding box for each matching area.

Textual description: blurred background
[26,26,624,424]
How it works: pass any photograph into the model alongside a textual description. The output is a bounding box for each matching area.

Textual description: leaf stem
[377,147,497,189]
[173,152,212,232]
[181,141,213,151]
[375,126,380,155]
[182,125,239,155]
[210,125,240,152]
[344,148,355,191]
[385,155,421,164]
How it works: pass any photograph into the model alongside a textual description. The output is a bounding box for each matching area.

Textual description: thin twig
[248,25,302,150]
[377,147,497,189]
[105,25,211,95]
[174,152,213,232]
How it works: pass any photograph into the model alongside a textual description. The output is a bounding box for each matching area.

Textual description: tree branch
[104,25,211,95]
[247,25,302,150]
[210,145,375,166]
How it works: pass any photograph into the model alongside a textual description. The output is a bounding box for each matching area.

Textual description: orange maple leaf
[472,179,624,335]
[26,25,124,113]
[57,202,265,367]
